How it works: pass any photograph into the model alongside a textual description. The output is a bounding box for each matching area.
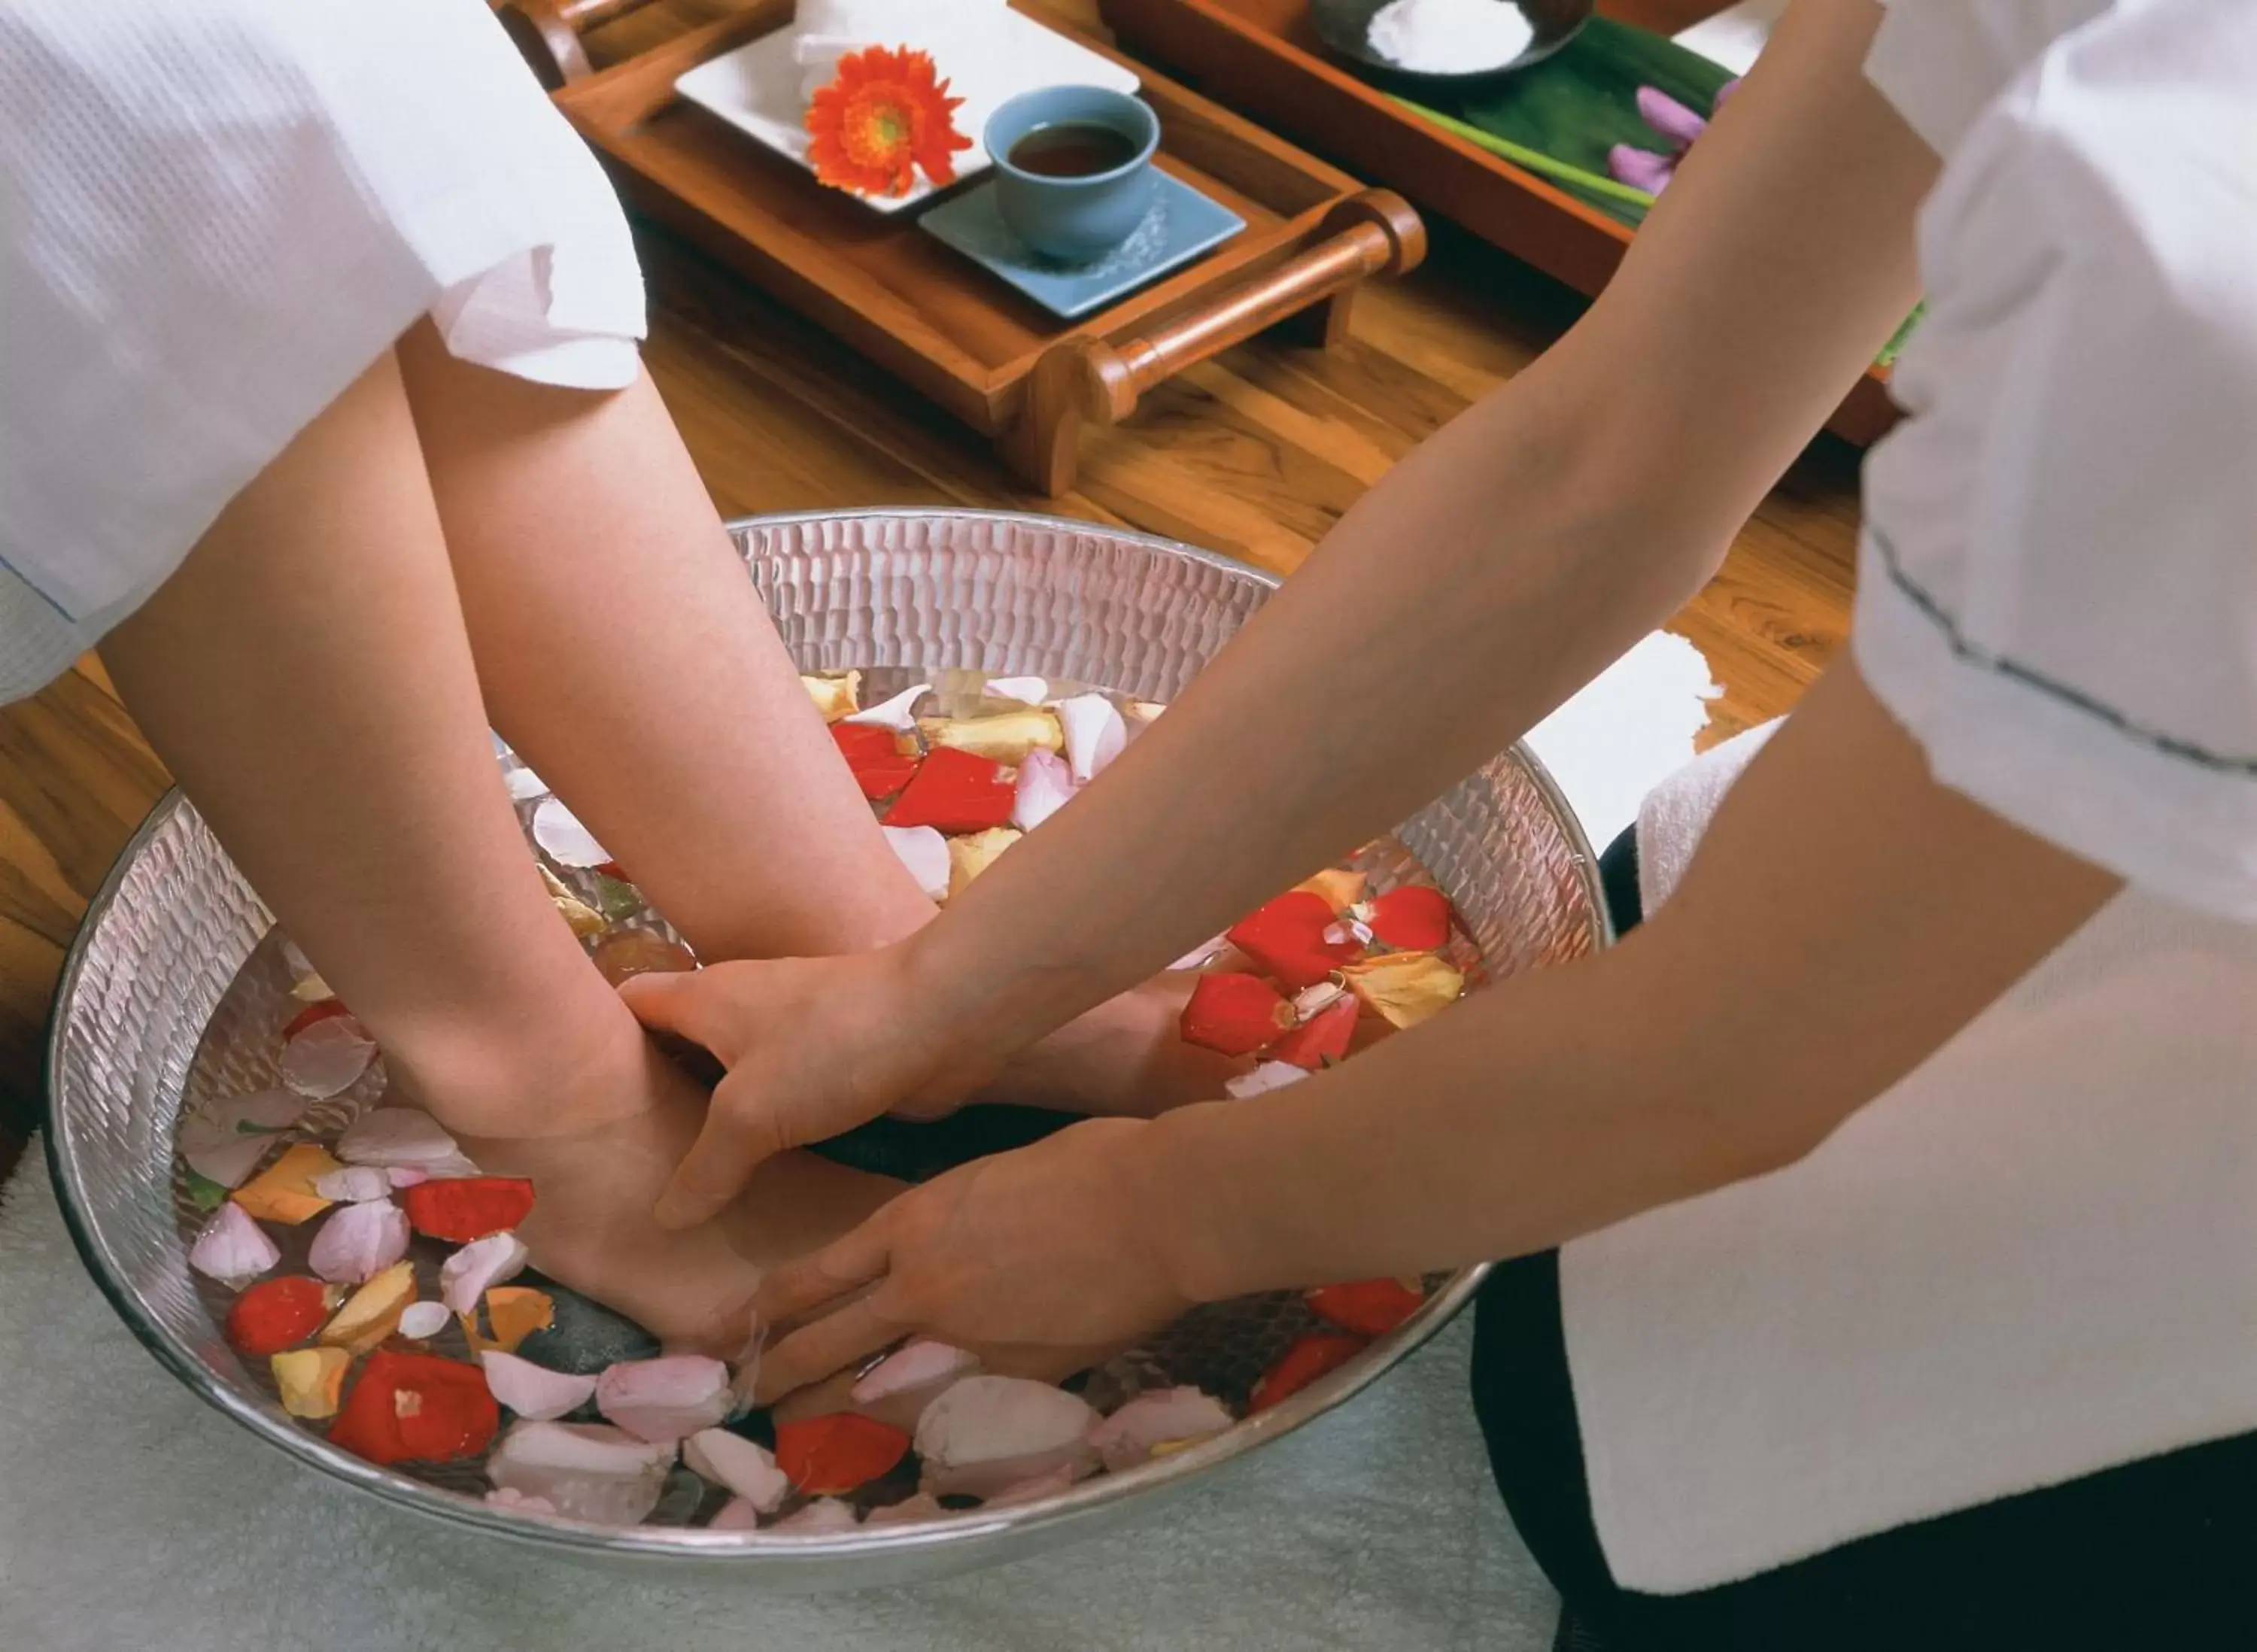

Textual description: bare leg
[392,323,1241,1112]
[102,348,898,1348]
[392,319,928,962]
[103,351,633,1136]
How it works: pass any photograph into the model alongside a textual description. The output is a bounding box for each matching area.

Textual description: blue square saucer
[918,169,1247,321]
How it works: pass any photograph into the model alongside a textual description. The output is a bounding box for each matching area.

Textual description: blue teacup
[983,86,1161,263]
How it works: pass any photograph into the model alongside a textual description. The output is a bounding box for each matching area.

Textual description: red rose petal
[1179,973,1293,1056]
[1265,997,1359,1070]
[281,998,353,1040]
[1250,1332,1367,1413]
[1366,886,1452,951]
[1226,891,1364,990]
[330,1350,499,1466]
[400,1177,536,1244]
[775,1412,913,1494]
[832,723,922,801]
[885,746,1016,832]
[1305,1278,1425,1337]
[226,1275,333,1357]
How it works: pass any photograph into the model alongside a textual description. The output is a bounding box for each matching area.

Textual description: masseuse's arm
[627,0,1937,1223]
[743,662,2122,1388]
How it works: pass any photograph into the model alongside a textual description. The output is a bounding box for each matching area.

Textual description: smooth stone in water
[647,1465,709,1527]
[512,1283,662,1377]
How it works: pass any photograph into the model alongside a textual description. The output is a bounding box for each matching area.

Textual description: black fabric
[805,1103,1073,1184]
[1596,824,1643,938]
[1472,828,2257,1651]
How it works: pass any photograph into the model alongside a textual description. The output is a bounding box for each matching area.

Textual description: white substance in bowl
[1367,0,1536,73]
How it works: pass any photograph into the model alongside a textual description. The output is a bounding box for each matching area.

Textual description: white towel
[0,1162,1555,1652]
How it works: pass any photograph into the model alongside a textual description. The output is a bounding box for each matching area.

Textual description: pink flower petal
[335,1107,459,1168]
[188,1201,281,1288]
[280,1016,378,1099]
[707,1496,764,1531]
[441,1232,530,1316]
[983,1463,1081,1507]
[852,1341,979,1405]
[864,1493,948,1526]
[1086,1386,1235,1471]
[684,1429,791,1513]
[1225,1061,1310,1100]
[913,1375,1099,1501]
[481,1351,600,1421]
[307,1198,411,1284]
[769,1498,859,1534]
[487,1420,675,1524]
[881,824,950,903]
[843,683,933,731]
[595,1355,734,1444]
[485,1486,557,1514]
[180,1090,309,1189]
[1010,747,1078,832]
[398,1301,451,1341]
[312,1166,393,1204]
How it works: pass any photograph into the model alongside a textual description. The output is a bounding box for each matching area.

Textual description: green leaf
[1393,20,1921,373]
[1405,17,1737,229]
[594,874,643,923]
[184,1168,230,1211]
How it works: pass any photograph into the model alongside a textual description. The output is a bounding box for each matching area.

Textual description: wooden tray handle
[1006,188,1423,494]
[497,0,667,88]
[1078,189,1424,426]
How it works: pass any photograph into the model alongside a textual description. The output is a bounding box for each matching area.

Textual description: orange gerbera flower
[806,45,973,198]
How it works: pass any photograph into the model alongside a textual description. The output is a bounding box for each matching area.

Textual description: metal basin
[45,507,1604,1585]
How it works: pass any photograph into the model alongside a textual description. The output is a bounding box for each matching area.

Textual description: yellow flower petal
[947,828,1022,900]
[272,1347,352,1420]
[1339,952,1465,1030]
[232,1143,346,1225]
[917,711,1063,765]
[801,672,863,722]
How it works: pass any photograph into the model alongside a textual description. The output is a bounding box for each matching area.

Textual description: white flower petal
[881,824,950,903]
[1056,694,1127,783]
[532,797,610,868]
[842,683,934,731]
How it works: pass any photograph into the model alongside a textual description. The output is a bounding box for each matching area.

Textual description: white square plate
[674,14,1142,214]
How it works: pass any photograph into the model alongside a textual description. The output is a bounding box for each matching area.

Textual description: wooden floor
[0,0,1861,1189]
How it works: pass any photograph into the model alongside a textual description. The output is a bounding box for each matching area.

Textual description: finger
[617,966,736,1057]
[755,1294,906,1406]
[750,1218,895,1330]
[652,1077,794,1230]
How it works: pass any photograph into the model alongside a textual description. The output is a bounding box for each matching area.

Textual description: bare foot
[980,973,1250,1120]
[457,1042,901,1354]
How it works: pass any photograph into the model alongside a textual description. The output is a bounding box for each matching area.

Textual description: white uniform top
[1562,0,2257,1594]
[0,0,648,703]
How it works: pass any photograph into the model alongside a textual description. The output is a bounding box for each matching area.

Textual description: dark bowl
[1308,0,1593,86]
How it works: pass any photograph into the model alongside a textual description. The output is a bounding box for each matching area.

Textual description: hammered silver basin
[47,507,1605,1585]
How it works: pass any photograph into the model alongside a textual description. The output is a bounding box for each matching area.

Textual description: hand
[620,946,988,1229]
[747,1116,1192,1402]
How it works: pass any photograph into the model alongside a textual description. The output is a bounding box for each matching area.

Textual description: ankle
[383,998,652,1140]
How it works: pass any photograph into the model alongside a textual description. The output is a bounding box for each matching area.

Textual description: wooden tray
[1097,0,1900,445]
[499,0,1426,493]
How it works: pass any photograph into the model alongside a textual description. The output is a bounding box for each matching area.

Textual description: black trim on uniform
[1868,525,2257,774]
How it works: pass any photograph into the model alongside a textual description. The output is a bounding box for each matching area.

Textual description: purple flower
[1608,79,1739,196]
